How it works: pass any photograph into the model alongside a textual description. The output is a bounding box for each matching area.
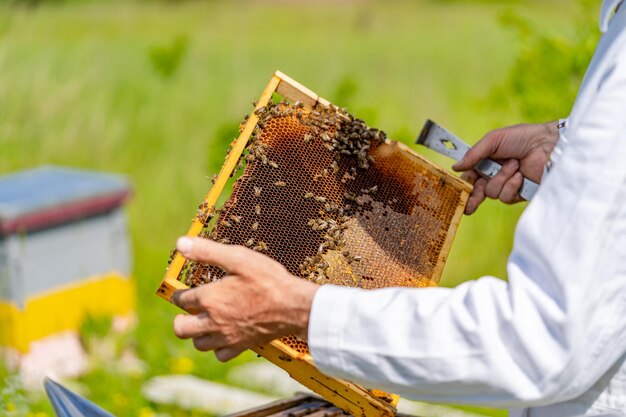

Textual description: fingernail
[177,237,194,255]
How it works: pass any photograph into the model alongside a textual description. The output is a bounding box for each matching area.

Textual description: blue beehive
[0,166,134,354]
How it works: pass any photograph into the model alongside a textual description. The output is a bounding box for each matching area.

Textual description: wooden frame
[221,393,422,417]
[156,71,471,417]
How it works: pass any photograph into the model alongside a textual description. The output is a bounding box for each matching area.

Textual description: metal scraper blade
[417,119,470,162]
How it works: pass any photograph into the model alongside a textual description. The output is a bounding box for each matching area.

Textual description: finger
[465,177,487,215]
[453,130,502,172]
[172,288,203,313]
[173,312,215,339]
[177,237,255,275]
[192,333,227,352]
[484,159,519,200]
[499,172,524,204]
[460,170,479,185]
[215,346,246,362]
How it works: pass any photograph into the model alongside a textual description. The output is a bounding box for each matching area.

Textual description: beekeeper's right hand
[452,121,559,214]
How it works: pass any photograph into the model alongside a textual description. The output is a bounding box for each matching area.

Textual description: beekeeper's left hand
[171,236,318,362]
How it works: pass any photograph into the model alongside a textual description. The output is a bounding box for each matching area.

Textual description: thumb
[453,131,500,172]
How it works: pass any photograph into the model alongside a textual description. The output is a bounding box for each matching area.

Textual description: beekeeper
[171,1,626,415]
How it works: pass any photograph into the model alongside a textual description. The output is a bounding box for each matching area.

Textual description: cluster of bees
[252,100,386,284]
[180,98,389,286]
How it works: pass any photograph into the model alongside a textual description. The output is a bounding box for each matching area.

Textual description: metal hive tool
[157,71,471,417]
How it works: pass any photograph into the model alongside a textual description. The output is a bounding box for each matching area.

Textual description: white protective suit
[308,1,626,415]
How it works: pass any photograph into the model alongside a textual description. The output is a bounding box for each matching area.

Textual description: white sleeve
[308,40,626,409]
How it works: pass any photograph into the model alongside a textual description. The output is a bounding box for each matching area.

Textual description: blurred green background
[0,0,598,416]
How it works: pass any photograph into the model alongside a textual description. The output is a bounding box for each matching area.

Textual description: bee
[368,185,378,194]
[245,238,255,247]
[261,154,268,165]
[331,161,339,173]
[251,222,259,231]
[318,242,330,253]
[343,250,350,257]
[229,214,241,224]
[208,174,217,184]
[304,192,315,199]
[354,255,362,262]
[196,201,209,214]
[313,173,323,182]
[324,202,332,212]
[303,133,313,143]
[255,205,261,215]
[314,196,327,203]
[254,186,262,197]
[253,241,268,252]
[220,220,232,228]
[219,238,231,244]
[269,161,279,169]
[274,181,286,187]
[167,249,177,265]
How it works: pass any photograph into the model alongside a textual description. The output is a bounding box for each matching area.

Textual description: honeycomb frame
[156,71,471,417]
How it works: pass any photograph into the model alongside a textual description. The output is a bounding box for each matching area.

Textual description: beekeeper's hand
[452,122,559,214]
[171,236,318,362]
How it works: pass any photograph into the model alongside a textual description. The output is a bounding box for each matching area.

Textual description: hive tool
[416,119,539,201]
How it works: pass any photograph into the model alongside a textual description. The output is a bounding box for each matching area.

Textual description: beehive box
[157,71,471,417]
[0,166,133,373]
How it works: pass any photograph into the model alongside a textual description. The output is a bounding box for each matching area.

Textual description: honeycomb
[175,100,465,355]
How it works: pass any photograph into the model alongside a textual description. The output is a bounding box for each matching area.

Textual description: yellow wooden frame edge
[252,341,399,417]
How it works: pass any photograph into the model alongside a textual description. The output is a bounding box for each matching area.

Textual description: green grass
[0,1,575,415]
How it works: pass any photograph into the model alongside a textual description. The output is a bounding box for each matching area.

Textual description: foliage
[148,35,189,79]
[331,74,360,108]
[1,375,30,416]
[491,0,599,122]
